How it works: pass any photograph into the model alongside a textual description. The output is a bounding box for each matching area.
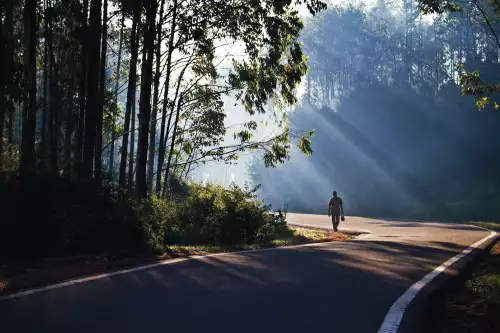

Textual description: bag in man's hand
[341,215,345,222]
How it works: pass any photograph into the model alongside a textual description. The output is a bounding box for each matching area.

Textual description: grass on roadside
[436,240,500,333]
[465,221,500,232]
[0,227,355,295]
[164,227,353,255]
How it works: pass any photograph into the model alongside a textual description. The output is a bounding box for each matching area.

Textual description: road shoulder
[0,226,357,299]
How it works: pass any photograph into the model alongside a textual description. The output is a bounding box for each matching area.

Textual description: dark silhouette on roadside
[328,191,344,232]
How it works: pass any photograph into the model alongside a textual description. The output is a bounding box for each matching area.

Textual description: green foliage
[0,143,20,176]
[103,88,122,134]
[298,134,313,156]
[418,0,462,15]
[416,0,500,111]
[458,69,500,110]
[141,182,287,249]
[467,274,500,306]
[0,174,289,262]
[263,129,291,167]
[0,176,147,262]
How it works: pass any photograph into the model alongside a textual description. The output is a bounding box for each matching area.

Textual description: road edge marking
[377,229,498,333]
[0,240,337,302]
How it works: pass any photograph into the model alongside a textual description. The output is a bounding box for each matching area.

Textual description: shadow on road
[0,240,467,333]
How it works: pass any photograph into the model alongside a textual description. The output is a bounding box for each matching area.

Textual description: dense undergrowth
[0,173,287,263]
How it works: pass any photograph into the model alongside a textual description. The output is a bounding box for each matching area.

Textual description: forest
[251,0,500,222]
[0,0,323,261]
[2,0,500,263]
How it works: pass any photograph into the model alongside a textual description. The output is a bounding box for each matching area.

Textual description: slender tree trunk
[20,0,37,179]
[171,119,187,178]
[3,2,14,163]
[127,98,136,193]
[64,62,77,178]
[40,0,49,168]
[7,110,14,147]
[95,0,108,184]
[162,96,183,198]
[110,13,124,179]
[76,0,89,178]
[156,0,178,196]
[47,13,55,171]
[147,0,165,197]
[119,7,140,188]
[136,0,157,198]
[82,0,102,180]
[50,47,59,173]
[0,4,4,178]
[129,19,144,193]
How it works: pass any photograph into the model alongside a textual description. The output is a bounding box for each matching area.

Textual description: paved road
[0,214,495,333]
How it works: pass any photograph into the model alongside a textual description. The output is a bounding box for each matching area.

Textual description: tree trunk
[0,3,4,178]
[156,0,178,196]
[136,0,157,198]
[76,0,89,178]
[129,19,143,194]
[40,0,49,168]
[82,0,102,180]
[20,0,37,179]
[64,61,77,178]
[49,45,59,173]
[147,0,165,197]
[171,119,187,178]
[2,2,14,166]
[110,13,124,179]
[95,0,108,184]
[162,96,183,198]
[119,7,140,188]
[128,97,136,193]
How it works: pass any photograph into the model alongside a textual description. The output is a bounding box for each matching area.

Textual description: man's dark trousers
[332,215,340,232]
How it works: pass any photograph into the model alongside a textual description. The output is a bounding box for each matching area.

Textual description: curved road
[0,214,496,333]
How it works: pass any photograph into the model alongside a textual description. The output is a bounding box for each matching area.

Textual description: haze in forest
[246,0,500,222]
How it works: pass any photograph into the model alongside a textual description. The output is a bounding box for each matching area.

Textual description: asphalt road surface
[0,214,495,333]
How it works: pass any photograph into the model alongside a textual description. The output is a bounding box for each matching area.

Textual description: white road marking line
[377,230,498,333]
[0,241,336,302]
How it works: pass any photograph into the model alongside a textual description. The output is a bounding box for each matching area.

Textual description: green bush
[0,176,287,262]
[0,176,147,262]
[0,143,20,179]
[140,183,288,249]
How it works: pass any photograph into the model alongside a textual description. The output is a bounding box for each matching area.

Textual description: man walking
[328,191,344,232]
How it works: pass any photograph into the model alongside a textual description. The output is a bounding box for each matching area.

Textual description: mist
[247,1,500,222]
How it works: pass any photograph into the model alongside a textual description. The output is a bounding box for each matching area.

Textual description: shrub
[0,176,287,263]
[0,176,147,262]
[139,182,288,248]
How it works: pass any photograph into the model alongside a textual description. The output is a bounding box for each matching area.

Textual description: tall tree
[147,0,165,196]
[82,0,102,180]
[76,0,89,177]
[109,12,125,178]
[20,0,37,179]
[40,0,49,168]
[155,0,178,196]
[136,0,157,198]
[119,5,140,188]
[95,0,108,184]
[0,3,5,179]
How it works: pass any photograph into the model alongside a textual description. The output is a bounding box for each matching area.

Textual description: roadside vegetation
[0,0,329,293]
[434,239,500,333]
[0,196,352,295]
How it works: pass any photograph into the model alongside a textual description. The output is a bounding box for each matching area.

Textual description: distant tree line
[250,0,500,222]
